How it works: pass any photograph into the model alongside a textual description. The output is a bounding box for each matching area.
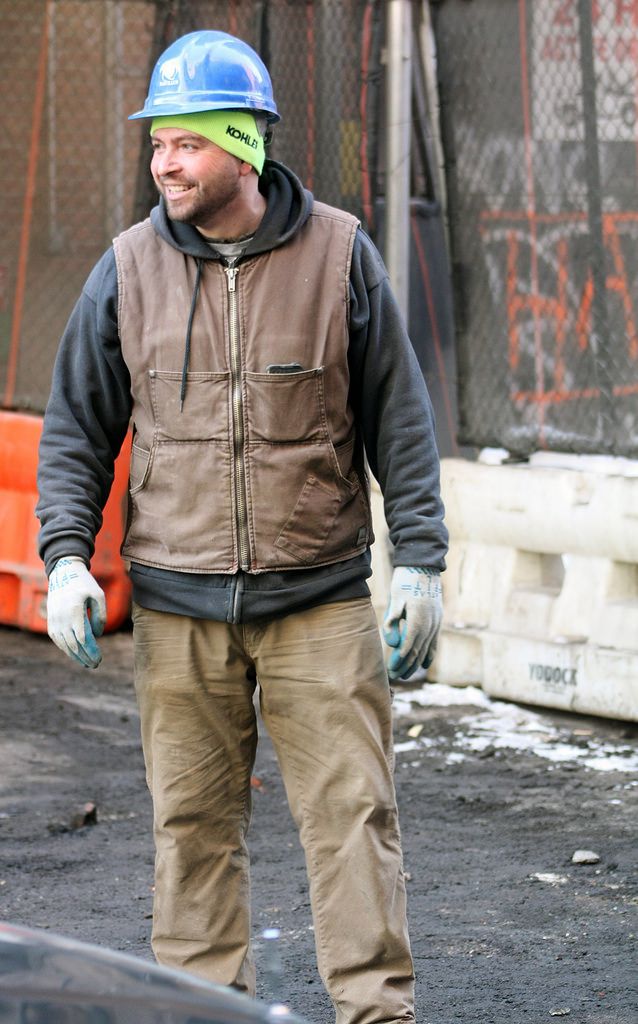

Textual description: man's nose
[153,148,179,177]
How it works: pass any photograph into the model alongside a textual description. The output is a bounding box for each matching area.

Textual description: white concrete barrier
[431,453,638,721]
[369,475,393,627]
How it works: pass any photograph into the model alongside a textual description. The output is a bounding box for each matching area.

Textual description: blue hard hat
[129,30,280,123]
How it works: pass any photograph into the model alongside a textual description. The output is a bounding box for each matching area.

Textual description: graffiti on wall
[480,210,638,406]
[445,0,638,450]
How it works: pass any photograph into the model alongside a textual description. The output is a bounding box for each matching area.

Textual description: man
[37,29,448,1024]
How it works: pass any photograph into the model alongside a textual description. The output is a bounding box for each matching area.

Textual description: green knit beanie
[150,110,266,174]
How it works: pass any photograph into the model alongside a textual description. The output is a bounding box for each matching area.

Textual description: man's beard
[158,177,242,229]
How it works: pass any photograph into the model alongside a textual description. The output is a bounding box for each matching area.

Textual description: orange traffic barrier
[0,410,131,634]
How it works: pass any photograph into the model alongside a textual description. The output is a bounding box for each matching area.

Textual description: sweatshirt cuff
[43,542,92,578]
[392,549,446,574]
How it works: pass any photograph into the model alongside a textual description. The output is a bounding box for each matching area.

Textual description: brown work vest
[113,202,373,573]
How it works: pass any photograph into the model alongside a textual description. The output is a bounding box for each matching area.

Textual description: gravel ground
[0,625,636,1024]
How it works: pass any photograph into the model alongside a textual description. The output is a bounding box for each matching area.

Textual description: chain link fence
[0,0,385,415]
[433,0,638,457]
[4,0,634,459]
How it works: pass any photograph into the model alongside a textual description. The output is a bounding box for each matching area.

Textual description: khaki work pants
[132,597,415,1024]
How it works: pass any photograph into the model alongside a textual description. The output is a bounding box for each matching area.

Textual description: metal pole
[46,0,58,251]
[577,0,615,451]
[370,1,413,629]
[418,1,447,224]
[385,0,412,317]
[105,1,125,239]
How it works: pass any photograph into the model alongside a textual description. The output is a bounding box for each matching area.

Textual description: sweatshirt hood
[148,159,313,412]
[149,159,313,260]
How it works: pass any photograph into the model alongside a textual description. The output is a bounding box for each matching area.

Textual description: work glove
[47,557,107,670]
[382,566,443,680]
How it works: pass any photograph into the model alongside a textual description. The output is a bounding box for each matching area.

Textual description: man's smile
[163,182,195,199]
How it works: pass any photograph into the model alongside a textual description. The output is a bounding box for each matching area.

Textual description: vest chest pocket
[149,369,230,441]
[244,367,328,443]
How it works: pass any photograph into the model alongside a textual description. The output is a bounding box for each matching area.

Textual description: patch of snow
[581,752,637,772]
[445,752,467,765]
[393,683,638,773]
[392,683,492,715]
[530,873,568,885]
[394,740,419,754]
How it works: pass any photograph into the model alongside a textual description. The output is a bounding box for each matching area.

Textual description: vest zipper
[225,264,251,571]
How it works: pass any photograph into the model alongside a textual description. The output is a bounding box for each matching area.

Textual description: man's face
[150,127,244,229]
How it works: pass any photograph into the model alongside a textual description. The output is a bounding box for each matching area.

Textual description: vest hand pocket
[129,442,152,494]
[274,475,342,564]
